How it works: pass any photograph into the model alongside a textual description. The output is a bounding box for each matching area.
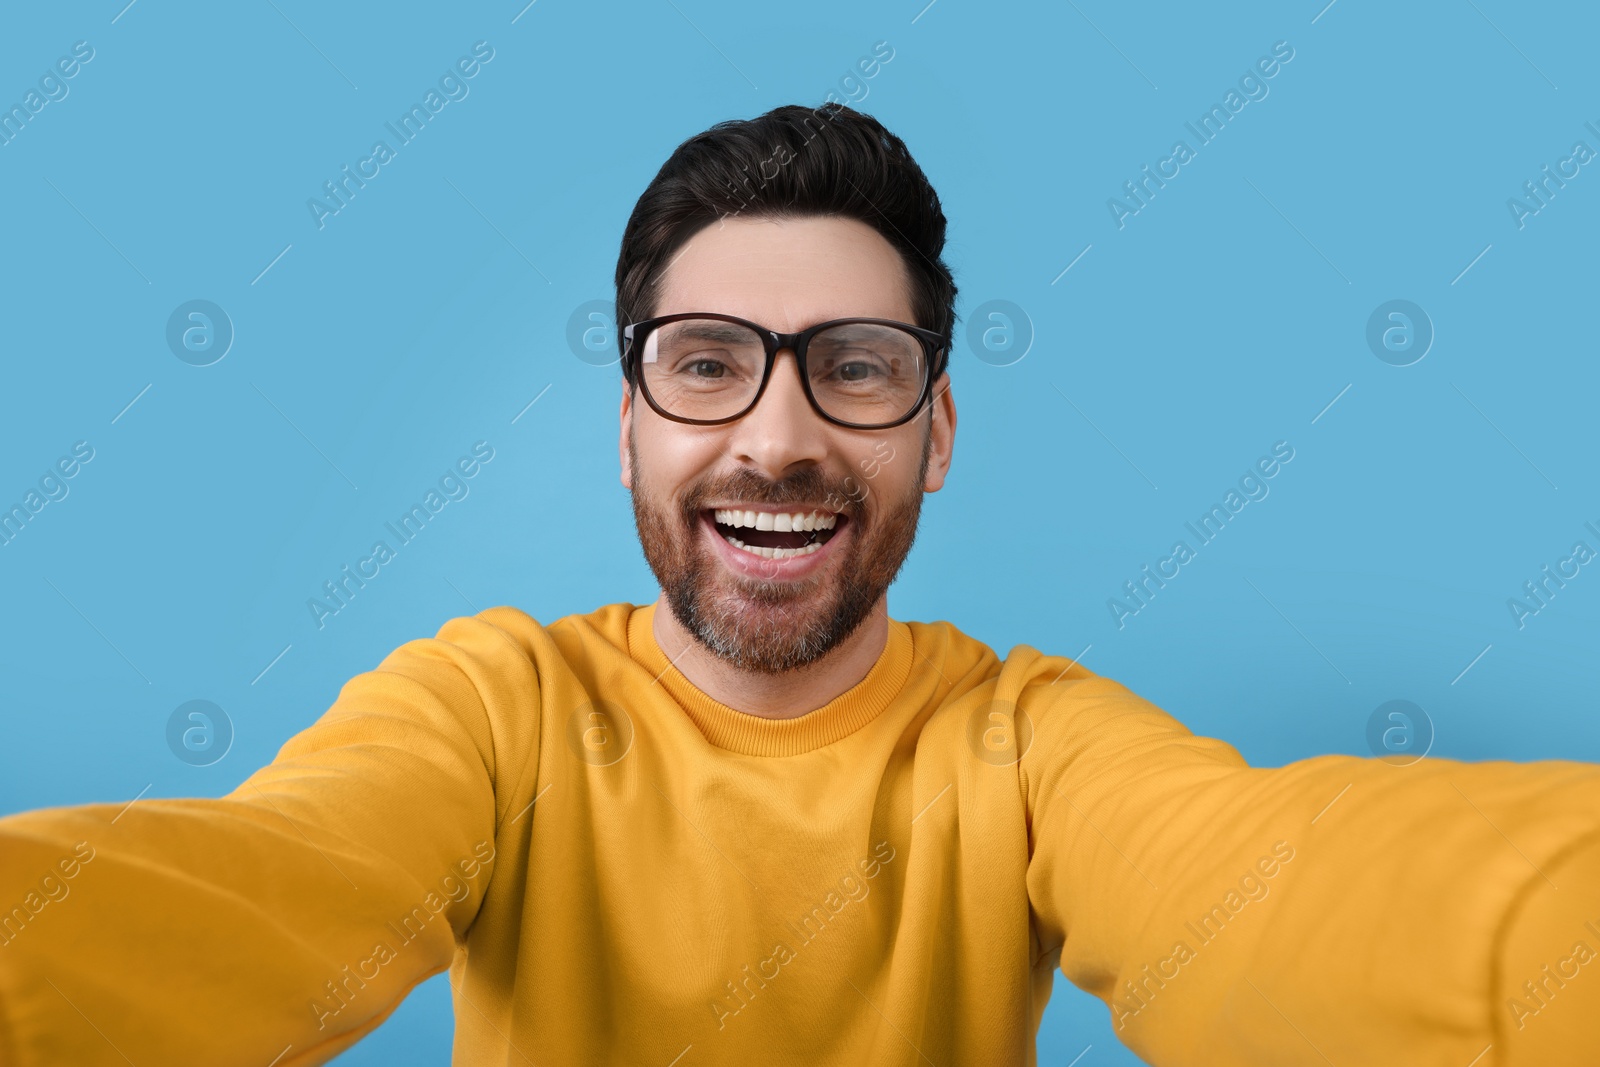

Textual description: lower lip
[700,512,847,581]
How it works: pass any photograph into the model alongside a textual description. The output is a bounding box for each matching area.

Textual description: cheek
[635,423,725,499]
[852,429,920,501]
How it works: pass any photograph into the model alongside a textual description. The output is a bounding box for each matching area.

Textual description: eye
[686,357,728,378]
[819,349,889,384]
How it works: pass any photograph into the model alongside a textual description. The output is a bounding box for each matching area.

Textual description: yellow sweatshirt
[2,602,1597,1065]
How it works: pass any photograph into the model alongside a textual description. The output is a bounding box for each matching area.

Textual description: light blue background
[3,1,1597,1063]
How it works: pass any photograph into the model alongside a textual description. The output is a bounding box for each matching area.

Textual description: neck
[650,592,889,720]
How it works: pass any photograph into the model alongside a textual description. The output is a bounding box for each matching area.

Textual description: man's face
[619,215,955,674]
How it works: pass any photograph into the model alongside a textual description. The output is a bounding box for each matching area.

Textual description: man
[1,103,1597,1066]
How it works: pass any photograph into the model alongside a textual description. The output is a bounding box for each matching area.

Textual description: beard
[628,424,931,675]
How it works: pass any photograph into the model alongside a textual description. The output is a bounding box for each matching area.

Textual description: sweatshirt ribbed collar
[626,601,914,757]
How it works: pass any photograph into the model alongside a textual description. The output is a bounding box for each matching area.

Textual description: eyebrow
[661,323,755,344]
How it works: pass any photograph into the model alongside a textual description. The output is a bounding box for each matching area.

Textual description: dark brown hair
[613,102,957,384]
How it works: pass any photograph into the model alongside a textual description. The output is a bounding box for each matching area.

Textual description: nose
[724,347,828,479]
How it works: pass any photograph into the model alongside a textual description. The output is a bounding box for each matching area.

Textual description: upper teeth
[713,509,837,532]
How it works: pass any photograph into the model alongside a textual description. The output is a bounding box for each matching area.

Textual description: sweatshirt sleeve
[1021,663,1600,1067]
[0,612,528,1067]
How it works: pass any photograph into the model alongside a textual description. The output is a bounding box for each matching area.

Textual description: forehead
[652,215,916,332]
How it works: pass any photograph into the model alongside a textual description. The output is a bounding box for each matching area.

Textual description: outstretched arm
[1022,662,1600,1066]
[0,612,527,1067]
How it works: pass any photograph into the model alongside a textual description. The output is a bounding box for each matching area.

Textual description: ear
[618,380,634,490]
[922,372,956,492]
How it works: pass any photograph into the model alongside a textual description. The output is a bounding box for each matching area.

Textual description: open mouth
[706,507,845,561]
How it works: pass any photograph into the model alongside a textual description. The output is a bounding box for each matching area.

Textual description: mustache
[679,466,864,521]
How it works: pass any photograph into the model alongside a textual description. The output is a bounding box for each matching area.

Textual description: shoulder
[419,601,635,657]
[995,643,1249,781]
[362,602,640,691]
[893,617,1165,724]
[898,618,1153,714]
[896,616,1002,687]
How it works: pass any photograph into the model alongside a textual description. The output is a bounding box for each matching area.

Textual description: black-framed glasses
[620,312,946,430]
